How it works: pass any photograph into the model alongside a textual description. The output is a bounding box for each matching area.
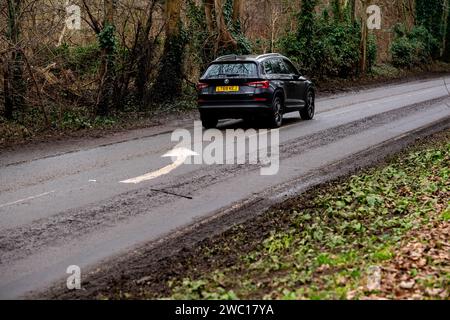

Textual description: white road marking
[0,191,56,209]
[120,148,198,184]
[89,179,97,182]
[120,127,286,185]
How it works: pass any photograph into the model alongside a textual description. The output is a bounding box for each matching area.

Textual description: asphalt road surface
[1,76,450,299]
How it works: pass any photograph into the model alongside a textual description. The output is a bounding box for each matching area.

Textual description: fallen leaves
[363,220,449,300]
[399,280,415,290]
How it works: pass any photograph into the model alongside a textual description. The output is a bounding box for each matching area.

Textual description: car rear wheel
[201,115,218,129]
[300,89,315,120]
[267,95,283,128]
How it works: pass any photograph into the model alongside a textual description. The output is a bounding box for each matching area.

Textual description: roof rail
[255,53,282,59]
[214,54,238,61]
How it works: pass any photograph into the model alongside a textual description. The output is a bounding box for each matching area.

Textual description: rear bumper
[198,103,272,119]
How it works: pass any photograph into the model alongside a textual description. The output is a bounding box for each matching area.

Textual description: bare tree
[96,0,116,116]
[232,0,244,24]
[214,0,237,53]
[4,0,26,120]
[202,0,239,54]
[359,0,368,73]
[444,0,450,61]
[204,0,215,33]
[442,0,449,58]
[134,0,158,106]
[349,0,356,22]
[152,0,186,103]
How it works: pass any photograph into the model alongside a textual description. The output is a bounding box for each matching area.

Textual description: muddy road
[1,76,450,299]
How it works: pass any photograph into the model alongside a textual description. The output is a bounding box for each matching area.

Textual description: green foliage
[391,37,415,68]
[152,25,188,103]
[54,43,101,76]
[97,24,117,53]
[60,111,93,129]
[49,109,116,130]
[442,208,450,221]
[296,0,316,68]
[184,0,252,88]
[391,24,438,68]
[223,0,252,55]
[186,0,211,70]
[230,31,253,56]
[445,2,450,61]
[279,2,361,78]
[186,0,251,68]
[367,33,378,71]
[415,0,446,58]
[96,23,118,116]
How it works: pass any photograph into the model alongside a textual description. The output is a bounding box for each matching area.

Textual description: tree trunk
[349,0,356,23]
[96,0,116,116]
[4,0,26,120]
[204,0,215,33]
[166,0,182,36]
[214,0,238,53]
[135,1,157,106]
[441,0,449,58]
[359,0,368,74]
[232,0,244,24]
[152,0,186,103]
[3,57,13,120]
[444,0,450,61]
[333,0,345,21]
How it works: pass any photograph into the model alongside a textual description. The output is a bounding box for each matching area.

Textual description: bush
[367,33,378,71]
[316,18,361,77]
[391,37,416,68]
[415,0,446,58]
[391,24,438,68]
[279,6,361,79]
[409,26,440,61]
[54,43,101,76]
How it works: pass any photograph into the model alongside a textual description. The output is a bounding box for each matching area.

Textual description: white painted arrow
[120,147,198,184]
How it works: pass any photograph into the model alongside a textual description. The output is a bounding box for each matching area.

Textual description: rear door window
[264,58,287,75]
[276,59,291,75]
[270,59,283,74]
[203,63,258,79]
[283,59,300,75]
[263,60,274,75]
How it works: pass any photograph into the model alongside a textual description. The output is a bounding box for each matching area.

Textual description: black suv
[197,53,315,129]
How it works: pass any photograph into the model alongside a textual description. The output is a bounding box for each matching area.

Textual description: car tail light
[197,82,209,90]
[246,81,270,89]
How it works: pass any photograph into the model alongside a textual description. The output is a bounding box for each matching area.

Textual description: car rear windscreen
[203,63,258,79]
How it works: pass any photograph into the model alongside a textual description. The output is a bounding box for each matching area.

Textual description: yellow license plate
[216,86,239,92]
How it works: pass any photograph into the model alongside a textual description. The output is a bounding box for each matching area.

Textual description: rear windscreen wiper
[217,73,243,78]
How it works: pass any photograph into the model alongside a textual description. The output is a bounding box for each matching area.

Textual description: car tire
[267,95,283,128]
[201,116,218,129]
[300,89,315,120]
